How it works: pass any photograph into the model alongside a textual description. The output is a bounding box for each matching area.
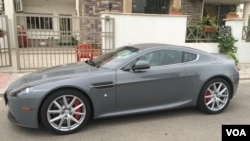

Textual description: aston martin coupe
[4,43,239,134]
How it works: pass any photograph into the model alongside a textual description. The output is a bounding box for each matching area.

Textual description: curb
[240,78,250,81]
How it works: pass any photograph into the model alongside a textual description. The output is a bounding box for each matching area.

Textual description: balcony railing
[185,25,217,43]
[185,25,231,43]
[242,26,250,42]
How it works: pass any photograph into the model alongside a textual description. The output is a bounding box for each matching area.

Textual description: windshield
[92,46,139,69]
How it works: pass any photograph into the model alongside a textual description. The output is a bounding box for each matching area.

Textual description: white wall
[237,42,250,63]
[101,13,188,48]
[225,19,250,63]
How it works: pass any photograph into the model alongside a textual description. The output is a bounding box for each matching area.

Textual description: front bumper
[4,91,40,128]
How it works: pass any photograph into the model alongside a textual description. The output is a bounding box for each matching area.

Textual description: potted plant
[0,29,5,37]
[170,6,183,15]
[217,30,239,66]
[91,43,102,56]
[226,12,239,19]
[201,15,217,33]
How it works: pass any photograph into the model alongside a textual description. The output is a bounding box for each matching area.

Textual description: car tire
[197,78,231,114]
[40,89,91,134]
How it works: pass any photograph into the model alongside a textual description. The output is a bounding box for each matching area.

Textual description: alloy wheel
[204,82,229,112]
[47,95,86,132]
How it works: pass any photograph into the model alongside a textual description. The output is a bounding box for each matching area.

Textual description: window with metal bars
[132,0,170,14]
[203,3,237,25]
[26,16,53,30]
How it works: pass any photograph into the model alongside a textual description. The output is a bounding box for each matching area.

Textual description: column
[4,0,16,48]
[123,0,132,13]
[173,0,181,7]
[243,1,250,26]
[225,19,244,40]
[76,0,79,16]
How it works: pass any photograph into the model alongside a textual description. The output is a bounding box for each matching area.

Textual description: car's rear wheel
[40,89,91,134]
[198,78,231,114]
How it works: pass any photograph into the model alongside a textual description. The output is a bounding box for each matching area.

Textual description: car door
[116,49,187,110]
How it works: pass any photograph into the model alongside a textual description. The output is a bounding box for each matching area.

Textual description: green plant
[228,12,237,15]
[171,6,182,12]
[91,43,101,49]
[0,29,5,34]
[201,15,217,27]
[58,41,77,46]
[217,30,239,65]
[247,15,250,42]
[0,29,5,37]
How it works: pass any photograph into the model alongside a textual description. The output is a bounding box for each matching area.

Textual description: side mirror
[133,60,150,71]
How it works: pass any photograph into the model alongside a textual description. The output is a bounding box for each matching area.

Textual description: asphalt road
[0,80,249,141]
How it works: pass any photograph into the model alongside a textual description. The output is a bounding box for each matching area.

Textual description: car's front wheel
[40,89,91,134]
[198,78,231,114]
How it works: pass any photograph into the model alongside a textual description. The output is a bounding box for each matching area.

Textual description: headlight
[9,86,34,97]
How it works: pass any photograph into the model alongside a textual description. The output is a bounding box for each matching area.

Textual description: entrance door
[59,15,72,41]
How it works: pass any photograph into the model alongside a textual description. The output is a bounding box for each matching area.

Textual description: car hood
[7,62,101,90]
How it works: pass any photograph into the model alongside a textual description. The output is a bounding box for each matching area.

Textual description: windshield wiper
[85,60,99,68]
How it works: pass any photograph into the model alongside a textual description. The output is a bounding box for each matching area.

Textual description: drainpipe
[243,0,250,26]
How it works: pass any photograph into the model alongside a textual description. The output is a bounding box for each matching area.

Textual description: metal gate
[0,15,12,68]
[15,14,115,70]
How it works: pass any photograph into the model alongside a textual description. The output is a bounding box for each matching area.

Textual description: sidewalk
[0,71,250,96]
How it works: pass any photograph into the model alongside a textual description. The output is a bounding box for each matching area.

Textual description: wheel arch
[196,75,234,114]
[197,75,234,105]
[37,86,94,125]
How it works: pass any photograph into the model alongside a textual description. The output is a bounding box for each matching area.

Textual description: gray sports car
[4,43,239,134]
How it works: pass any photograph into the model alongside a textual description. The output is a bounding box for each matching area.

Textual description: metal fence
[15,14,114,70]
[185,25,218,43]
[242,26,250,42]
[185,25,231,43]
[0,15,12,68]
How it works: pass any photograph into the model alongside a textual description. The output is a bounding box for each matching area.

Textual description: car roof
[130,43,207,54]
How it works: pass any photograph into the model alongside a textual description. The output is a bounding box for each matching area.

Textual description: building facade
[0,0,249,49]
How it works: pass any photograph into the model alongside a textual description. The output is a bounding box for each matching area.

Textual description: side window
[140,49,182,67]
[139,50,162,67]
[122,49,185,70]
[162,50,182,65]
[183,52,197,62]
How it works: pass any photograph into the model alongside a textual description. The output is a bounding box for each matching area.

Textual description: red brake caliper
[205,90,211,103]
[74,100,82,120]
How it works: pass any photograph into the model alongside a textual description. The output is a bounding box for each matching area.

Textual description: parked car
[4,43,239,135]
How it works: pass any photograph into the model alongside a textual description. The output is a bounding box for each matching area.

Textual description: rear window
[183,52,197,62]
